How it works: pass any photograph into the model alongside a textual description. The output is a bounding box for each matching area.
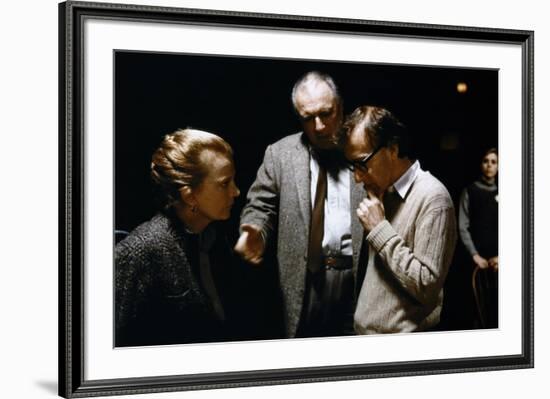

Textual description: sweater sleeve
[239,144,280,244]
[458,188,478,257]
[367,204,457,306]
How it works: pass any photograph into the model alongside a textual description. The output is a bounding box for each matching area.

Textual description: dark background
[115,51,498,335]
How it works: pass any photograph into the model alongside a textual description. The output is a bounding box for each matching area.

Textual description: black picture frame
[59,1,534,397]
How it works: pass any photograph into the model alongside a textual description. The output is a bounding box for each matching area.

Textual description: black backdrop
[115,51,498,333]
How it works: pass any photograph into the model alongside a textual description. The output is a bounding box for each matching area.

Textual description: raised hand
[356,192,386,233]
[234,223,265,265]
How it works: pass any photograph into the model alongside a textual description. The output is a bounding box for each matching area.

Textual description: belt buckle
[324,256,338,269]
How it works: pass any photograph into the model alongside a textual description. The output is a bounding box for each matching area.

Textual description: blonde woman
[115,129,240,346]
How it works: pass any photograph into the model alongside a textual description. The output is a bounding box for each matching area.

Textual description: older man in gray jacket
[235,71,365,338]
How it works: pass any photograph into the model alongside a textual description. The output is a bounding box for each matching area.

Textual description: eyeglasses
[346,145,383,172]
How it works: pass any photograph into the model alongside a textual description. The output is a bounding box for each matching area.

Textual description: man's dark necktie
[307,164,327,274]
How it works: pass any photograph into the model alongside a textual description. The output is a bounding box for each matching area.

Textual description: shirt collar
[391,160,420,199]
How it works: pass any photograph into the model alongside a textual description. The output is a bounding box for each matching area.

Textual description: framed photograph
[59,1,534,397]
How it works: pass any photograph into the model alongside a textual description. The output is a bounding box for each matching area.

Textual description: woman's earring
[191,204,197,213]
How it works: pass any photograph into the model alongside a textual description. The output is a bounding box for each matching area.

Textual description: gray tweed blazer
[240,133,365,337]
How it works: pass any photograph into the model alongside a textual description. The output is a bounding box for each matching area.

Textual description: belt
[322,255,353,270]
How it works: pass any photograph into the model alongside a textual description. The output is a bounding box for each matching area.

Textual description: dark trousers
[297,268,355,338]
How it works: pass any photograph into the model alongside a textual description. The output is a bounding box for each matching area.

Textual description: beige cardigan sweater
[354,169,457,334]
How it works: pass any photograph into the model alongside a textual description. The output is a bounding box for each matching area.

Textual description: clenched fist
[357,192,386,233]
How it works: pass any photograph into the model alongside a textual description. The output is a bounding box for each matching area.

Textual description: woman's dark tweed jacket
[115,211,241,347]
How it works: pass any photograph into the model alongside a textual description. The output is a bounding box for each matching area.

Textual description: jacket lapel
[292,134,311,227]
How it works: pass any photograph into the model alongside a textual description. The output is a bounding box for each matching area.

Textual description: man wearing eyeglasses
[235,71,366,338]
[342,105,457,333]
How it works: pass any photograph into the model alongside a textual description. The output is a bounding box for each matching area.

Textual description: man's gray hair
[291,71,341,110]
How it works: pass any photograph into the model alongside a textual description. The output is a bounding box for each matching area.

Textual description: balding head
[291,71,343,151]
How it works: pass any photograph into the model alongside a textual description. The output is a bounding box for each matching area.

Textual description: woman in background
[458,148,498,328]
[115,128,241,346]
